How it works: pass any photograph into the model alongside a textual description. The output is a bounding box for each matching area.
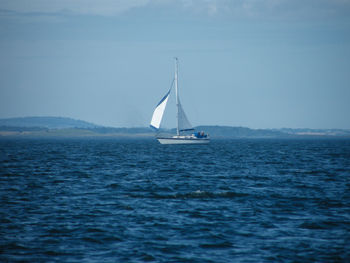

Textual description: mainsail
[150,89,171,130]
[178,99,193,132]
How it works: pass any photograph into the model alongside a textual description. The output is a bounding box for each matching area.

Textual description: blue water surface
[0,138,349,262]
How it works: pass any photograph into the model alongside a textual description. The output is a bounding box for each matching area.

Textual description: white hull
[157,136,209,145]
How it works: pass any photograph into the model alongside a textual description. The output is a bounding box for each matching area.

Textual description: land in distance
[0,117,349,139]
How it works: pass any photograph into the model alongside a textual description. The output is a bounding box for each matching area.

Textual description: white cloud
[180,0,350,19]
[0,0,349,18]
[0,0,150,15]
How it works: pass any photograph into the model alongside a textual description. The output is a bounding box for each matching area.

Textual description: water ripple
[1,138,349,262]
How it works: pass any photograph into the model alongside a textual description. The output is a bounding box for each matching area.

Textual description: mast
[175,57,179,136]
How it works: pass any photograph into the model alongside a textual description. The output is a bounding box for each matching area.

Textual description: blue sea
[1,138,349,262]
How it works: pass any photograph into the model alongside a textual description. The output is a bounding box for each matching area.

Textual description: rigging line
[157,78,175,133]
[170,77,175,91]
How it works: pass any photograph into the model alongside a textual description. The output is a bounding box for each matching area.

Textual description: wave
[151,190,249,200]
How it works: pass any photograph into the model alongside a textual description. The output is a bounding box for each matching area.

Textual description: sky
[0,0,350,129]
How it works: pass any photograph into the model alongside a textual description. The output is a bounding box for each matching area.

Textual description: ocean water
[0,138,349,262]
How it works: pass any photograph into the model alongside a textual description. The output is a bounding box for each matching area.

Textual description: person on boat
[193,131,208,138]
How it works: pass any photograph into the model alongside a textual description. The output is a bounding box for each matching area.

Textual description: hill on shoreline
[0,117,349,138]
[0,116,97,129]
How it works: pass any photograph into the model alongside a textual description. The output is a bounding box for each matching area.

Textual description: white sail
[150,89,171,130]
[178,99,193,132]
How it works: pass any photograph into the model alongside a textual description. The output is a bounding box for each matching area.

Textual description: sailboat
[150,58,210,144]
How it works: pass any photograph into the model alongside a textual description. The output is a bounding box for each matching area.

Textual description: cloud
[0,0,349,19]
[0,0,151,16]
[180,0,350,19]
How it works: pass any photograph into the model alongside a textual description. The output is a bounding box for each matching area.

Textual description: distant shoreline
[1,128,350,140]
[0,117,349,139]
